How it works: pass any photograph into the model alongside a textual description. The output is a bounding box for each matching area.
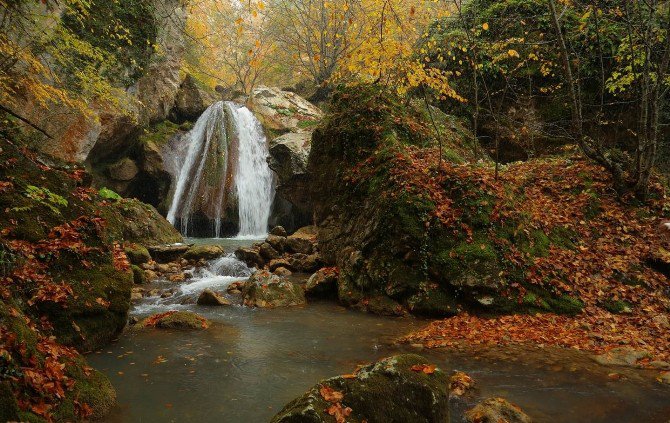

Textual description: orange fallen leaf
[319,385,344,403]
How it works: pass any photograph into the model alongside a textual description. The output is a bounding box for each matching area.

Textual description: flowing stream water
[166,102,275,238]
[89,239,670,423]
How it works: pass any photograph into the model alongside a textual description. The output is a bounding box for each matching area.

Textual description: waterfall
[166,101,275,238]
[228,104,275,237]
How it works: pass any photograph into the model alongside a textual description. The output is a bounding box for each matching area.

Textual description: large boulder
[305,268,339,298]
[246,86,322,135]
[268,132,313,216]
[108,157,139,181]
[102,198,183,245]
[242,271,306,308]
[271,354,450,423]
[183,245,225,261]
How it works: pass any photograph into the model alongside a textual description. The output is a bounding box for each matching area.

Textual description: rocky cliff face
[309,85,584,317]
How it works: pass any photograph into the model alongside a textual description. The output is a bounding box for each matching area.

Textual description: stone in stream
[139,311,210,330]
[271,354,450,423]
[259,242,281,260]
[243,271,306,308]
[197,289,232,306]
[148,244,191,263]
[592,347,653,367]
[658,371,670,385]
[183,245,225,261]
[274,267,293,277]
[464,397,533,423]
[304,267,338,298]
[270,225,288,237]
[235,246,265,268]
[124,243,152,265]
[267,234,287,252]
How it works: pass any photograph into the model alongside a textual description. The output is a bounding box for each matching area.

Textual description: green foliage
[24,185,68,215]
[98,187,122,201]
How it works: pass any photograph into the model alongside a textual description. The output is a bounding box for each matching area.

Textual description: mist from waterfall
[166,101,275,238]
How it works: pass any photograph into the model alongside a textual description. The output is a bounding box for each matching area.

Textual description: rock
[449,371,476,397]
[650,361,670,370]
[106,199,183,246]
[269,258,294,272]
[183,245,224,261]
[271,354,450,423]
[593,347,653,367]
[274,267,293,277]
[243,271,306,308]
[130,291,143,301]
[197,289,232,306]
[270,226,288,237]
[288,253,321,273]
[124,244,151,265]
[305,268,338,297]
[148,244,190,263]
[140,311,209,330]
[286,236,314,254]
[168,273,186,283]
[658,372,670,385]
[465,397,532,423]
[268,132,313,216]
[144,270,158,282]
[246,86,322,134]
[235,246,265,268]
[172,74,218,121]
[108,157,139,181]
[266,234,287,252]
[131,265,147,285]
[259,242,281,260]
[156,263,171,273]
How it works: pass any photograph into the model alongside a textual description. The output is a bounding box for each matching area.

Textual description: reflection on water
[90,239,670,423]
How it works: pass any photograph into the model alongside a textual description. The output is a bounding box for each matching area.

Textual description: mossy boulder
[183,245,225,261]
[131,264,148,284]
[125,243,152,265]
[243,271,306,308]
[271,354,450,423]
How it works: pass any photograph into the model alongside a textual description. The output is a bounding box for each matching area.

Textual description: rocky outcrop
[242,271,306,308]
[235,226,322,273]
[247,86,322,136]
[305,267,339,298]
[268,132,313,218]
[171,74,219,122]
[271,354,450,423]
[308,85,583,317]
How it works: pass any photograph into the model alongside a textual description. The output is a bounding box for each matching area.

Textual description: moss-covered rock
[139,311,210,330]
[183,245,225,261]
[125,243,152,264]
[271,354,450,423]
[243,271,306,308]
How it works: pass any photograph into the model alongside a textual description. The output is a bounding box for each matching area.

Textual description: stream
[90,239,670,422]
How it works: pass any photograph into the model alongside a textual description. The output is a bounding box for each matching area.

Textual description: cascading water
[228,104,275,237]
[166,101,275,238]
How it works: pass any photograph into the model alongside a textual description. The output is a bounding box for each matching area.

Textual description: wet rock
[243,271,306,308]
[285,225,318,254]
[108,157,139,181]
[130,288,144,301]
[269,258,294,272]
[270,226,288,237]
[235,246,265,268]
[288,253,321,273]
[593,347,653,367]
[658,372,670,385]
[172,74,218,121]
[148,244,190,263]
[168,273,186,283]
[156,263,171,273]
[131,265,147,285]
[268,132,313,217]
[197,289,232,306]
[650,361,670,370]
[266,234,287,252]
[227,281,245,294]
[449,371,476,397]
[274,267,293,277]
[259,242,281,260]
[141,262,155,270]
[183,245,224,261]
[144,270,158,282]
[465,397,532,423]
[271,354,449,423]
[160,291,174,298]
[124,243,151,265]
[140,311,210,330]
[305,268,338,297]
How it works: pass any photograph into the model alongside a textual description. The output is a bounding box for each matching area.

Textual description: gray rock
[259,242,281,260]
[593,347,653,367]
[183,245,224,261]
[305,268,338,297]
[246,86,322,134]
[266,234,287,252]
[172,74,218,121]
[271,354,450,423]
[270,226,288,237]
[108,157,139,181]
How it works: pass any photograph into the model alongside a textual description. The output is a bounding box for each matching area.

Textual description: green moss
[297,119,319,129]
[25,185,68,215]
[601,299,633,314]
[131,265,147,285]
[549,226,578,250]
[98,187,122,201]
[546,294,584,316]
[138,120,181,146]
[124,243,151,265]
[0,382,19,422]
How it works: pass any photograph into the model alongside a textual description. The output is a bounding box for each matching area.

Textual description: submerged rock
[593,347,653,367]
[243,271,306,308]
[140,311,210,330]
[271,354,450,423]
[464,397,533,423]
[197,289,232,306]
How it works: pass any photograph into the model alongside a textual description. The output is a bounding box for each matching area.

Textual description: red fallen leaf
[411,364,437,374]
[319,385,344,403]
[326,403,352,423]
